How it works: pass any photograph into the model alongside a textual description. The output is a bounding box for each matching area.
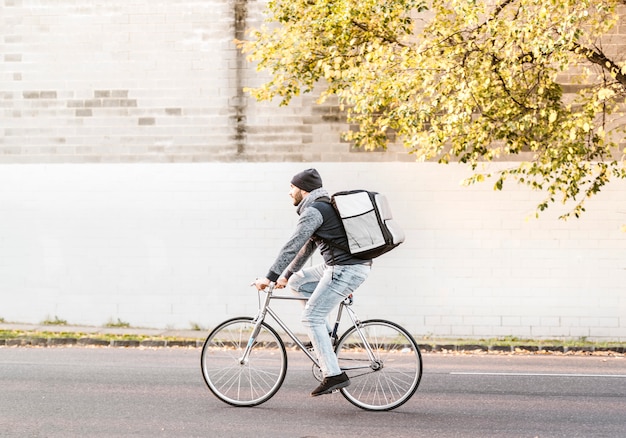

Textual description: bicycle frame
[239,285,379,369]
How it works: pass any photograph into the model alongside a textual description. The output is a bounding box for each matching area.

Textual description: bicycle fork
[238,288,273,365]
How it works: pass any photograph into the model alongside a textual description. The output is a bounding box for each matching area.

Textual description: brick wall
[2,1,624,163]
[1,0,238,162]
[1,1,625,339]
[0,0,414,162]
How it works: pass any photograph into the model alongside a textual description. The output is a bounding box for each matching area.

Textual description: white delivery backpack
[330,190,405,259]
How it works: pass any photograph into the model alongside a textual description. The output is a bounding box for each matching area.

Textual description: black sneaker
[311,372,350,397]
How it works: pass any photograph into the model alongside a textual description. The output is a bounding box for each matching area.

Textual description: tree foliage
[240,0,626,218]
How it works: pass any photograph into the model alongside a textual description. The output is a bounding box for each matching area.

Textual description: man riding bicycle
[254,168,372,396]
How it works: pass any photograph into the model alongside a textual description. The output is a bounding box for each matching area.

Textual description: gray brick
[4,54,22,62]
[138,117,155,125]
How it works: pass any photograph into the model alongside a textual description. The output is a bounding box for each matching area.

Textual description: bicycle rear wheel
[200,317,287,407]
[336,319,422,411]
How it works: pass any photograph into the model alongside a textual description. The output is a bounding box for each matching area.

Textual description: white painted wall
[1,162,624,340]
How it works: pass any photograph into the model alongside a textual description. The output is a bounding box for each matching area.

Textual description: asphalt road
[1,347,625,438]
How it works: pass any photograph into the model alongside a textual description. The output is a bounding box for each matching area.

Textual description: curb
[416,343,625,355]
[0,337,204,348]
[1,324,624,355]
[1,337,624,355]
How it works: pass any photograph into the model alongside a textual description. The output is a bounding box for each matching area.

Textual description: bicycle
[200,284,423,411]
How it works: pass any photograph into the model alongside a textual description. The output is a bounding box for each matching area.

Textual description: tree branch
[493,0,517,17]
[350,19,408,47]
[571,42,626,88]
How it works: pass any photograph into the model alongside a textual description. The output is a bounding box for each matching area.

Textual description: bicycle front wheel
[200,317,287,407]
[336,319,422,411]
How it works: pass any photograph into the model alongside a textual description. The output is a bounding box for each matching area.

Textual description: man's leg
[287,264,325,299]
[287,264,332,335]
[303,264,370,395]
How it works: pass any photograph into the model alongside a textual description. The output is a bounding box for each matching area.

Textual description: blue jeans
[288,263,371,378]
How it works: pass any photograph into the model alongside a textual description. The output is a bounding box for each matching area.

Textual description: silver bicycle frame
[239,285,379,368]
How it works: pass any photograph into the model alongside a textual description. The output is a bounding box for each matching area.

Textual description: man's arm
[266,208,322,281]
[283,238,317,280]
[254,207,323,290]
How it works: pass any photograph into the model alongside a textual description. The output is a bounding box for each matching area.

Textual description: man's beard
[292,190,303,206]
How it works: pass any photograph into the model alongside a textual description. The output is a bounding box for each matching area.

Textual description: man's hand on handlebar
[253,277,287,290]
[253,277,271,290]
[276,277,287,289]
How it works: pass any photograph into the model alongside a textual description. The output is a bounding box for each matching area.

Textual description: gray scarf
[296,187,329,215]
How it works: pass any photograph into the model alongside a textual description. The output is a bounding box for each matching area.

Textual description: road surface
[1,347,624,437]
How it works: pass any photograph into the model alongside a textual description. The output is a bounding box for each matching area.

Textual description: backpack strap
[310,197,350,253]
[315,196,331,204]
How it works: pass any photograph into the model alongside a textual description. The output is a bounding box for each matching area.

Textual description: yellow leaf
[598,88,615,100]
[548,111,557,124]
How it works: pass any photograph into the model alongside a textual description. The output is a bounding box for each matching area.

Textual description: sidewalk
[1,322,624,354]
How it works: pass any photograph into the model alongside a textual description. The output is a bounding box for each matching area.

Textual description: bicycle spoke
[200,318,287,407]
[336,320,422,411]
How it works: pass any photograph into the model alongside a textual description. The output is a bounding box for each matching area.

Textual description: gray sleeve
[284,238,317,279]
[265,207,323,282]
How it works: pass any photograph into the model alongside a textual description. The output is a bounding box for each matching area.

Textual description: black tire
[200,317,287,407]
[336,319,422,411]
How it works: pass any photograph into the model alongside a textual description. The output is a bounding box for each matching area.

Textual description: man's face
[289,184,304,206]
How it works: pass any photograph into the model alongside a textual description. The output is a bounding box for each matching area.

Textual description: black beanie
[291,168,323,192]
